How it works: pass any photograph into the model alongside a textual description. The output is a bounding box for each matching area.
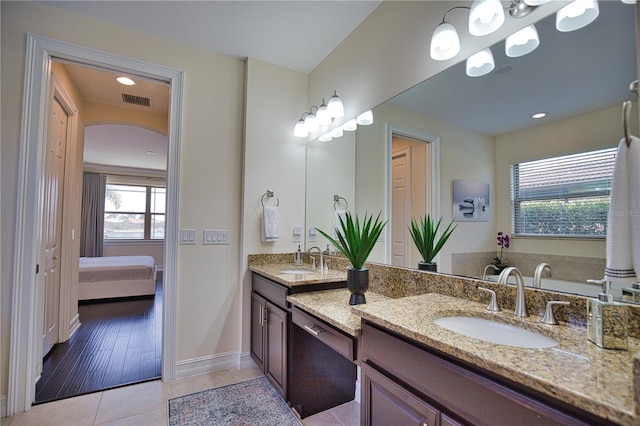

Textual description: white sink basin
[280,269,315,275]
[433,316,559,349]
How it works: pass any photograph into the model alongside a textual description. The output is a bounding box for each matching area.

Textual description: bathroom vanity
[249,262,355,418]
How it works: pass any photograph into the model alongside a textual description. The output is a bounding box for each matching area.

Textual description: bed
[78,255,157,300]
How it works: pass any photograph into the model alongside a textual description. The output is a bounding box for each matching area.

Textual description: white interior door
[42,96,68,356]
[391,148,411,267]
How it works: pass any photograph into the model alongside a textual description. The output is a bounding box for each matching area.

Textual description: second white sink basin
[434,316,558,349]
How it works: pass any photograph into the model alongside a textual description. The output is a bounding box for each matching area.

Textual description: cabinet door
[266,301,288,398]
[362,363,440,426]
[250,292,266,371]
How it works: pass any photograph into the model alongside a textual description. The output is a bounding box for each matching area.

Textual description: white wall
[1,1,245,400]
[495,103,639,259]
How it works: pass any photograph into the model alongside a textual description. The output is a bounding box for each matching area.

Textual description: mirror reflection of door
[391,135,428,268]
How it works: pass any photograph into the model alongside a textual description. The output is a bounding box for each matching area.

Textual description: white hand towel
[605,136,640,283]
[261,206,279,242]
[332,209,347,239]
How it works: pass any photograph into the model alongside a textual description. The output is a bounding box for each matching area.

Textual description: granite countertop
[351,293,640,425]
[249,262,347,287]
[287,289,391,336]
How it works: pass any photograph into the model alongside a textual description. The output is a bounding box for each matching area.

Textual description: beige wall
[1,1,245,401]
[495,103,639,259]
[241,58,308,352]
[83,101,168,134]
[356,102,496,273]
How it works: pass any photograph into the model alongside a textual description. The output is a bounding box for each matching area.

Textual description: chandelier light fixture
[430,0,613,78]
[293,90,373,140]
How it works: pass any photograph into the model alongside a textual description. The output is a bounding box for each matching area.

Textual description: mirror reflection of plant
[408,215,457,264]
[317,212,386,270]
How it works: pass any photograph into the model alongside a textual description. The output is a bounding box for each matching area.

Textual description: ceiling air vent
[121,93,151,107]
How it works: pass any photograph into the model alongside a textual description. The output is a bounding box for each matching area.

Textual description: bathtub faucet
[533,263,552,288]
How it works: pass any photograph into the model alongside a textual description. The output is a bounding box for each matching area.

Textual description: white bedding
[78,255,156,300]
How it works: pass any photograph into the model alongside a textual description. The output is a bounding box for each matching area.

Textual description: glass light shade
[356,110,373,125]
[621,0,635,4]
[304,113,319,133]
[556,0,599,32]
[466,48,495,77]
[343,119,357,131]
[430,22,460,61]
[316,104,332,126]
[330,127,344,138]
[327,94,344,118]
[505,25,540,57]
[294,119,308,137]
[523,0,551,5]
[469,0,505,36]
[318,132,333,142]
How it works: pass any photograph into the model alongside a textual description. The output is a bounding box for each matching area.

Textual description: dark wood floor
[34,280,162,404]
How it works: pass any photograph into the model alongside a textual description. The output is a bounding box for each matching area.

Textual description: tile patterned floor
[1,366,359,426]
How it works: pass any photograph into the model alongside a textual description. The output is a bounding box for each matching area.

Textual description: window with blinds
[510,147,617,237]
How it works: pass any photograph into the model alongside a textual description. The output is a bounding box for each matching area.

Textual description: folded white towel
[332,209,347,239]
[261,206,279,242]
[605,136,640,283]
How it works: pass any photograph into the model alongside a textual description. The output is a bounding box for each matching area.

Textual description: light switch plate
[204,229,230,245]
[308,227,317,242]
[180,229,197,245]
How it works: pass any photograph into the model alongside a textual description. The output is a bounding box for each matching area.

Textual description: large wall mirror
[306,1,638,300]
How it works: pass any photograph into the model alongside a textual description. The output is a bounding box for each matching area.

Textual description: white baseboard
[1,395,7,418]
[175,351,241,380]
[69,313,81,338]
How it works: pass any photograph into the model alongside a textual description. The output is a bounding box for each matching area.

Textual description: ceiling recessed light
[494,65,512,75]
[146,150,155,155]
[531,112,547,119]
[116,76,136,86]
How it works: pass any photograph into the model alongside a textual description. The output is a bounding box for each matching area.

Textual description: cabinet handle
[304,324,323,336]
[262,307,268,325]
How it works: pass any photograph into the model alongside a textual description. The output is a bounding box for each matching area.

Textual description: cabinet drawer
[360,322,594,426]
[292,306,355,361]
[252,273,288,309]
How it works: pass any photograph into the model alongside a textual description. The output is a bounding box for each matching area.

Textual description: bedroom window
[104,184,165,240]
[510,147,616,238]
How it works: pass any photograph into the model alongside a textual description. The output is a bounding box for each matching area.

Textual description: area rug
[168,376,301,426]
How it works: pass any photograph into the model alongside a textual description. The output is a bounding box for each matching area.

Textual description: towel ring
[623,100,632,147]
[333,195,348,211]
[261,190,279,207]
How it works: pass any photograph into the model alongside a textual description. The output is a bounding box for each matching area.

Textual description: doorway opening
[386,124,440,268]
[8,34,181,415]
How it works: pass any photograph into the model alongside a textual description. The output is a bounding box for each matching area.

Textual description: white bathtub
[484,275,627,299]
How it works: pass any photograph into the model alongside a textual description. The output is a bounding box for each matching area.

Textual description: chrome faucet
[533,263,552,288]
[307,246,323,270]
[482,264,500,279]
[497,266,529,317]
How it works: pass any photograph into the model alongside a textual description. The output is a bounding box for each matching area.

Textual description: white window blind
[510,147,617,237]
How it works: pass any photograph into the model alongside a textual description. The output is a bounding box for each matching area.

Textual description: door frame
[384,123,440,265]
[8,33,183,415]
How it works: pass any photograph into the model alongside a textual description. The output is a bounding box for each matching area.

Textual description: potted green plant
[408,215,457,272]
[317,211,386,305]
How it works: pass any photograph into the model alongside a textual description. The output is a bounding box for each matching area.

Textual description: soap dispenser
[294,245,303,266]
[587,279,628,350]
[622,282,640,303]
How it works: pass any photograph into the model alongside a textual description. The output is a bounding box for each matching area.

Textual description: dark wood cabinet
[359,321,613,426]
[250,283,288,398]
[250,272,350,413]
